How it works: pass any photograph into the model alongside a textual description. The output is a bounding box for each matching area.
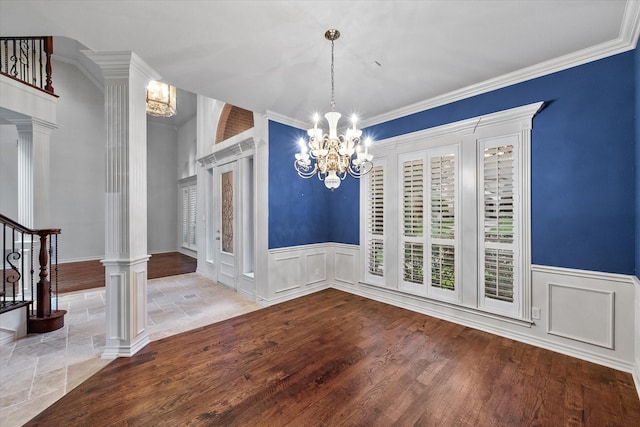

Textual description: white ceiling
[1,1,638,127]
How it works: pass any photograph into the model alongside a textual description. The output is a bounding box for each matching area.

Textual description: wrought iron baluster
[39,38,44,90]
[10,38,17,77]
[54,234,58,311]
[19,39,29,84]
[30,235,34,315]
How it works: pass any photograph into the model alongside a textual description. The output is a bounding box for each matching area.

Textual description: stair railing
[1,213,65,333]
[0,36,55,96]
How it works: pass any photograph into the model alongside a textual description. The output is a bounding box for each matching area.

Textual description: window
[363,162,385,284]
[401,157,424,286]
[479,136,520,316]
[428,149,458,300]
[398,146,459,301]
[361,102,541,321]
[181,182,197,249]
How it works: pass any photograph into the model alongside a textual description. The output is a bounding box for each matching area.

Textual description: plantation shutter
[482,143,517,304]
[430,153,456,291]
[181,184,197,248]
[367,165,384,277]
[182,187,190,245]
[188,185,197,246]
[402,158,424,285]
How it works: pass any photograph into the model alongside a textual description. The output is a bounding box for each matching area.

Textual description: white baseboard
[0,327,16,345]
[58,255,103,264]
[257,283,329,307]
[634,364,640,400]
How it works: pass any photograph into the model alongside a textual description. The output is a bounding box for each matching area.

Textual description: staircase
[1,213,66,339]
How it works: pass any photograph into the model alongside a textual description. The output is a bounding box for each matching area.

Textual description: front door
[216,162,237,288]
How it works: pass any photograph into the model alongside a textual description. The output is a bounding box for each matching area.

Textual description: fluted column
[85,51,159,358]
[15,122,34,228]
[6,117,57,229]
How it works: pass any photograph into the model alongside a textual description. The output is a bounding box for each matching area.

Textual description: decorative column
[15,122,34,228]
[84,51,159,358]
[6,117,58,229]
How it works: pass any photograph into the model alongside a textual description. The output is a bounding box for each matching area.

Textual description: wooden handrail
[0,36,56,96]
[0,213,60,235]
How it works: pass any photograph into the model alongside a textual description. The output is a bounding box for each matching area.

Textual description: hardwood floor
[56,252,197,293]
[25,288,640,426]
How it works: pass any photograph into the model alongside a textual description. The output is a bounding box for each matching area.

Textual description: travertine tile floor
[0,273,263,427]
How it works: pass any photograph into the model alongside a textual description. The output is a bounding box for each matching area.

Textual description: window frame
[180,178,197,251]
[360,102,542,321]
[362,158,387,286]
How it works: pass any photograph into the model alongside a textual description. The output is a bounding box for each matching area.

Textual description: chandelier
[146,80,176,117]
[294,29,373,190]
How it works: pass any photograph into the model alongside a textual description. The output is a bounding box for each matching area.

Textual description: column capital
[83,50,161,83]
[4,114,58,134]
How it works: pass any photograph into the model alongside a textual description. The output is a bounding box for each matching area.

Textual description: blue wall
[269,51,637,276]
[268,121,359,249]
[635,44,640,280]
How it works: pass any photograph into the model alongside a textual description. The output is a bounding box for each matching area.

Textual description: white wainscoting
[547,282,615,349]
[635,275,640,398]
[263,244,331,305]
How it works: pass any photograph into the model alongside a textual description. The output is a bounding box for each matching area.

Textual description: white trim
[58,255,103,264]
[371,102,544,152]
[361,1,640,128]
[546,282,615,349]
[52,54,104,93]
[268,242,330,254]
[264,110,307,130]
[634,274,640,399]
[531,264,636,285]
[256,282,328,307]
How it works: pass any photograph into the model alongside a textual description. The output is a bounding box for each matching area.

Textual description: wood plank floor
[25,288,640,426]
[56,252,197,293]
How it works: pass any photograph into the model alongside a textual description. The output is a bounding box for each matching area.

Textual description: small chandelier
[146,80,176,117]
[294,29,373,190]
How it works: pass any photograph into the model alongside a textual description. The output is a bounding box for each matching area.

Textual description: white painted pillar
[84,51,159,358]
[6,117,57,229]
[15,122,34,229]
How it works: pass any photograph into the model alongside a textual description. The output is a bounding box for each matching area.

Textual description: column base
[101,331,150,359]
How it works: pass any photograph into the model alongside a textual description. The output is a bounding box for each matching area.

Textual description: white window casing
[181,182,197,250]
[360,101,542,321]
[478,134,520,317]
[363,160,386,286]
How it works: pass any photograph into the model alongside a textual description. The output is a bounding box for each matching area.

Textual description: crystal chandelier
[294,29,373,190]
[146,80,176,117]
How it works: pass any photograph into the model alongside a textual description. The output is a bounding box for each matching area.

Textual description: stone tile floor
[0,273,263,426]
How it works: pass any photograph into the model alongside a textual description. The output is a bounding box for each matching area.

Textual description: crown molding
[361,0,640,128]
[52,54,105,93]
[264,110,306,130]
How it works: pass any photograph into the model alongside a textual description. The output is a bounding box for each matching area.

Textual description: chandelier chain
[330,38,335,111]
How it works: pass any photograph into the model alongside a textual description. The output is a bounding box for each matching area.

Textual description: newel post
[36,230,51,318]
[28,228,65,333]
[43,36,54,94]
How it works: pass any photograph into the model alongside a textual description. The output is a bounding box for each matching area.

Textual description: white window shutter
[429,151,457,295]
[182,187,189,245]
[480,137,519,315]
[401,157,425,286]
[181,183,197,249]
[188,185,197,246]
[367,165,384,277]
